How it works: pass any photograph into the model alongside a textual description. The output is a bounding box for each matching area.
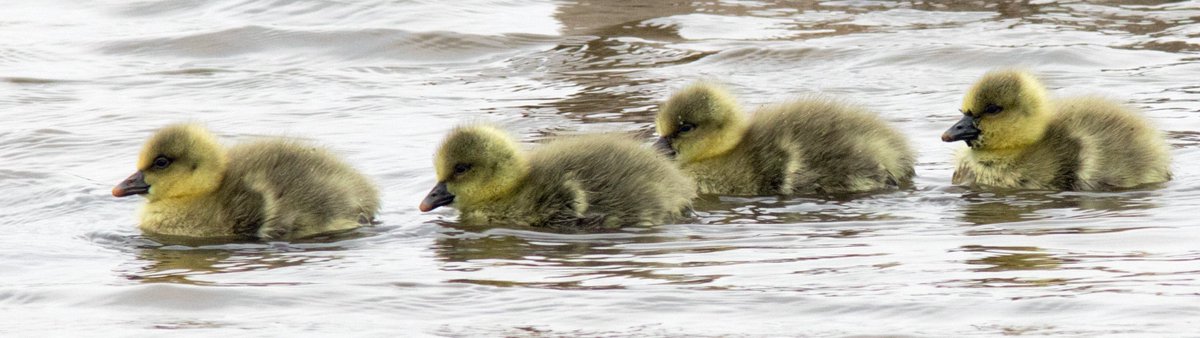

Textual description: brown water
[3,0,1200,336]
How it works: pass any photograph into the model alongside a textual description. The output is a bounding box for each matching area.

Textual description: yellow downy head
[655,82,747,164]
[431,125,529,209]
[132,124,227,202]
[959,69,1052,152]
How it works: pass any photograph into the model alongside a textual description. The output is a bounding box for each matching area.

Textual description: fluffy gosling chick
[654,82,915,195]
[113,124,380,240]
[942,69,1171,190]
[419,125,696,229]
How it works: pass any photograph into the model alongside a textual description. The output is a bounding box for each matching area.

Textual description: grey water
[2,0,1199,336]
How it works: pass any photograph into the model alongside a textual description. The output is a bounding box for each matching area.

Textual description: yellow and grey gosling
[942,69,1171,190]
[418,125,696,230]
[654,82,915,195]
[112,124,379,240]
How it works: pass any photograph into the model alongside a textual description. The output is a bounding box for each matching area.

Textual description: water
[3,0,1199,336]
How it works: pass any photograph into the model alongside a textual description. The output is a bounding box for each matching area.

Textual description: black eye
[678,123,695,133]
[983,104,1003,115]
[453,163,472,175]
[152,156,171,170]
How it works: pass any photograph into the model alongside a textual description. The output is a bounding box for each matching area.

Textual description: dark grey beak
[419,181,454,212]
[653,137,676,158]
[942,115,981,145]
[112,171,149,197]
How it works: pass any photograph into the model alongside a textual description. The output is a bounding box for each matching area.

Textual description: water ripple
[100,26,559,63]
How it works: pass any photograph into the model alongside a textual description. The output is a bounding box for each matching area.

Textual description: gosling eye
[453,163,472,175]
[152,156,172,170]
[677,123,696,133]
[983,104,1003,115]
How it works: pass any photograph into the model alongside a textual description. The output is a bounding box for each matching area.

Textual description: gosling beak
[419,181,455,212]
[112,171,149,197]
[653,137,676,158]
[942,115,981,144]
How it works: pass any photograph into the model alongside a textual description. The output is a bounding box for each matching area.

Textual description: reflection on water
[434,226,725,289]
[106,233,370,285]
[432,220,895,292]
[962,245,1064,272]
[954,190,1160,226]
[124,246,337,286]
[942,243,1200,294]
[3,0,1200,336]
[690,193,912,224]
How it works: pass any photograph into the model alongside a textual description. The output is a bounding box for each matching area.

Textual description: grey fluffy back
[745,96,915,193]
[218,139,380,239]
[1049,97,1171,189]
[524,134,697,228]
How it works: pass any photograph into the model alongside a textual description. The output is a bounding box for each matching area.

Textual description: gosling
[112,124,380,240]
[942,70,1171,190]
[654,82,915,195]
[418,125,696,229]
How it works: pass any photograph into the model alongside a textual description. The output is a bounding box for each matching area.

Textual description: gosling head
[654,82,747,163]
[113,124,226,202]
[942,69,1051,150]
[419,125,528,212]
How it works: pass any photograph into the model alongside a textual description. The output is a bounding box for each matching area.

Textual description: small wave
[98,26,560,64]
[2,77,80,84]
[853,44,1151,70]
[0,47,48,64]
[643,14,812,41]
[688,45,853,68]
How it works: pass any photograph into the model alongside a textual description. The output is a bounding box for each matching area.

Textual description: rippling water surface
[3,1,1200,336]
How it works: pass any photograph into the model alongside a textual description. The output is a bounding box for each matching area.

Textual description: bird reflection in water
[118,232,366,285]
